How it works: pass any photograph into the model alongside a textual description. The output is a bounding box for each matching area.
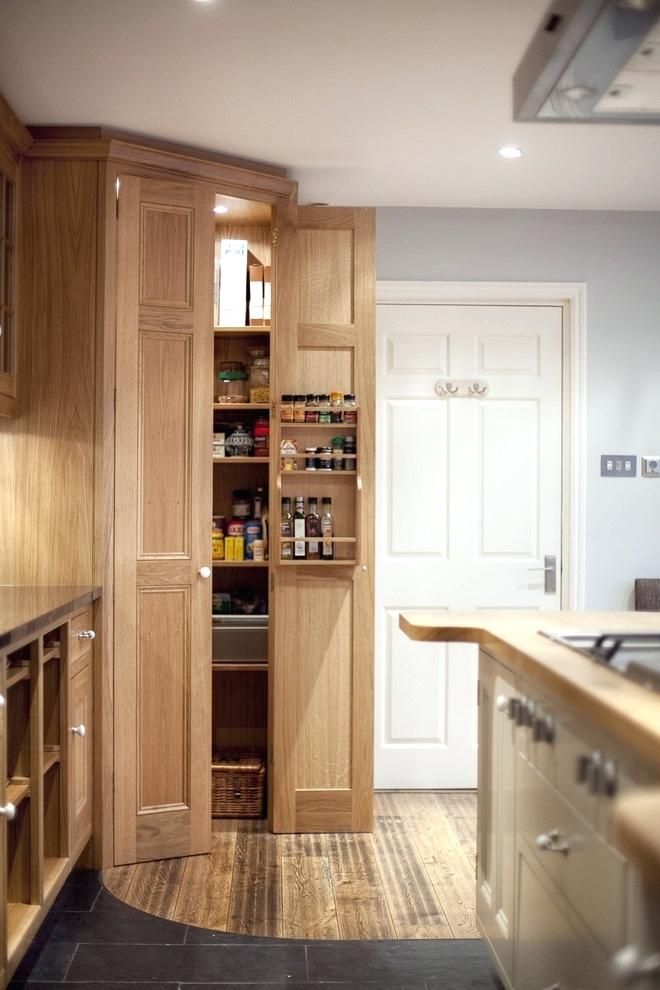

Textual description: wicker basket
[211,749,265,818]
[634,578,660,611]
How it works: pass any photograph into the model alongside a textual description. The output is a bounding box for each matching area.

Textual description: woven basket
[211,749,265,818]
[634,578,660,611]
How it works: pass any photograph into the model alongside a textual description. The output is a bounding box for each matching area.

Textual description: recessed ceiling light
[498,145,523,159]
[213,204,229,215]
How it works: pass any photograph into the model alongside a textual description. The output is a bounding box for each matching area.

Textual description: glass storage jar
[247,348,270,403]
[217,361,248,403]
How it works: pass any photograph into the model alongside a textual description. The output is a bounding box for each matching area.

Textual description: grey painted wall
[377,208,660,610]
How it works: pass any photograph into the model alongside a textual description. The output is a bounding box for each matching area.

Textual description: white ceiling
[1,0,660,210]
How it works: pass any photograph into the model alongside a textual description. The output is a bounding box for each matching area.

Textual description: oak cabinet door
[114,174,214,864]
[69,662,92,855]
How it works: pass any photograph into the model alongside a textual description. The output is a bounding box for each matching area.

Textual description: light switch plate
[601,454,637,477]
[642,456,660,477]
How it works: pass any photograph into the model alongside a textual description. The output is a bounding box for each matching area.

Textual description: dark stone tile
[185,985,425,990]
[66,943,308,984]
[307,940,496,985]
[53,883,101,912]
[184,926,289,946]
[10,985,176,990]
[10,940,78,983]
[65,868,101,887]
[49,890,187,944]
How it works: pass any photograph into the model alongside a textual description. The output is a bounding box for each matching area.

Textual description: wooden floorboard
[102,791,477,940]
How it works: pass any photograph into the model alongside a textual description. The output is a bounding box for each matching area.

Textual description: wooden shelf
[6,665,30,689]
[213,456,270,464]
[213,403,270,411]
[279,560,357,567]
[41,646,60,665]
[42,749,61,774]
[212,661,268,672]
[43,858,69,899]
[214,325,271,335]
[212,560,269,568]
[281,537,356,543]
[279,421,357,429]
[6,778,30,807]
[280,470,356,476]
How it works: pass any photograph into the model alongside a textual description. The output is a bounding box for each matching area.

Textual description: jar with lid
[318,394,331,423]
[217,361,248,403]
[293,395,307,423]
[281,394,294,423]
[343,394,357,425]
[343,435,356,463]
[304,446,318,471]
[331,436,345,471]
[317,446,333,471]
[330,391,343,423]
[232,490,252,518]
[225,423,254,457]
[247,348,270,403]
[252,416,270,457]
[305,394,319,423]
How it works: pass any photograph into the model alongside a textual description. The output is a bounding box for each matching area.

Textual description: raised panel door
[114,174,213,863]
[69,662,92,856]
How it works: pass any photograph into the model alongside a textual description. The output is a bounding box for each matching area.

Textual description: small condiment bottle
[281,394,294,423]
[293,394,307,423]
[330,391,343,423]
[318,394,331,423]
[304,446,318,471]
[280,438,298,471]
[304,394,319,423]
[343,435,356,461]
[317,446,333,471]
[331,436,345,471]
[342,394,357,424]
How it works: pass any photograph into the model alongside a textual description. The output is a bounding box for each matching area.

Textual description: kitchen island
[400,610,660,990]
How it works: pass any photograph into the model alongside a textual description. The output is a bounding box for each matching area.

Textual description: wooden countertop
[0,585,101,649]
[399,610,660,771]
[614,790,660,895]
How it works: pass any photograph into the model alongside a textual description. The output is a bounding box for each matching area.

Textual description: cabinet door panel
[69,663,92,855]
[114,174,213,864]
[271,206,375,833]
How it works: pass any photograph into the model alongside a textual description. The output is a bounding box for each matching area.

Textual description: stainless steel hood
[514,0,660,122]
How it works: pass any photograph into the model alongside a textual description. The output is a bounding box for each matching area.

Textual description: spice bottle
[293,395,307,423]
[280,497,293,560]
[293,496,306,559]
[305,497,321,560]
[330,391,343,423]
[321,497,334,560]
[317,446,332,471]
[342,394,357,425]
[304,394,319,423]
[281,394,294,423]
[331,436,345,471]
[318,394,331,423]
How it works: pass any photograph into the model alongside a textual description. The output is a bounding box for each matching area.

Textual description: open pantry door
[270,206,376,832]
[114,173,214,864]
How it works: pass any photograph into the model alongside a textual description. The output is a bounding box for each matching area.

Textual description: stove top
[539,629,660,693]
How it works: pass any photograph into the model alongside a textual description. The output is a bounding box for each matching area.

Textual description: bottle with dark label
[321,497,334,560]
[306,497,321,560]
[293,495,307,559]
[280,497,293,560]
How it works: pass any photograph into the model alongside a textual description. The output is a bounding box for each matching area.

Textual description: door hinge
[271,227,278,248]
[114,387,117,414]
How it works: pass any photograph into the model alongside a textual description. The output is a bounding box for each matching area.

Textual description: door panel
[271,206,375,833]
[114,174,213,864]
[376,301,563,788]
[69,662,92,855]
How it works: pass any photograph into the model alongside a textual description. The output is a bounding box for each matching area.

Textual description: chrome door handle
[71,724,86,736]
[536,829,570,854]
[528,555,557,594]
[77,629,95,640]
[0,802,16,820]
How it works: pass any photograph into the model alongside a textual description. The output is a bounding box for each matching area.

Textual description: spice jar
[330,391,343,423]
[293,395,307,423]
[252,416,270,457]
[304,446,318,471]
[331,436,345,471]
[343,435,356,463]
[280,438,298,471]
[281,394,294,423]
[305,394,319,423]
[217,362,248,403]
[342,394,357,425]
[318,394,331,423]
[225,423,254,457]
[317,446,333,471]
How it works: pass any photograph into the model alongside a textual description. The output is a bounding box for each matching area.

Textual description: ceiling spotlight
[498,145,523,159]
[213,204,229,215]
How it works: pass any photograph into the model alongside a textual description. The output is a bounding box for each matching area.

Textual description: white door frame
[376,280,587,610]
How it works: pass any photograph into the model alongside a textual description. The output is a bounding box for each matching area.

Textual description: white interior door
[375,300,563,788]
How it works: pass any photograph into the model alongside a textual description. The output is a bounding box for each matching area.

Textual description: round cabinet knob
[602,758,618,798]
[0,802,16,821]
[0,693,5,708]
[198,566,212,579]
[496,695,510,714]
[71,724,86,737]
[536,829,570,855]
[611,945,660,986]
[77,629,95,640]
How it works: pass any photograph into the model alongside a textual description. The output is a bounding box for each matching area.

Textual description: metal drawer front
[212,615,268,662]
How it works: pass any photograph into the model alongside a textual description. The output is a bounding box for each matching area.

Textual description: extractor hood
[514,0,660,122]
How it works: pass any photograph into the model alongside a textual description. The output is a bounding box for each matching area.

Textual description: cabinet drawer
[518,751,628,955]
[69,609,95,662]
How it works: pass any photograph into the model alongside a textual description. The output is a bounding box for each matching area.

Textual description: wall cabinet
[0,603,95,983]
[478,648,650,990]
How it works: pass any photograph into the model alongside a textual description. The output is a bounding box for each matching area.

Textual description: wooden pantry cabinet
[14,127,375,865]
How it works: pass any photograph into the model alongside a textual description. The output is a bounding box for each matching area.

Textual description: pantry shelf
[6,666,30,689]
[280,470,356,476]
[213,326,271,335]
[212,661,268,673]
[279,560,358,567]
[213,456,270,464]
[279,422,357,429]
[6,778,30,807]
[213,403,270,411]
[212,561,270,568]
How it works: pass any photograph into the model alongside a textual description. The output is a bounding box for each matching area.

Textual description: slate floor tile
[66,943,308,984]
[50,890,187,944]
[184,927,288,946]
[10,940,78,983]
[307,940,496,985]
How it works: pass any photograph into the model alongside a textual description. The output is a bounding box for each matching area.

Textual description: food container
[225,424,254,457]
[217,362,248,403]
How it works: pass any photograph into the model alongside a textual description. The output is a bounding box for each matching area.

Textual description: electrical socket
[642,456,660,477]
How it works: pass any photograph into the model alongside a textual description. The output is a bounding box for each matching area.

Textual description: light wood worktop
[614,789,660,895]
[400,609,660,771]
